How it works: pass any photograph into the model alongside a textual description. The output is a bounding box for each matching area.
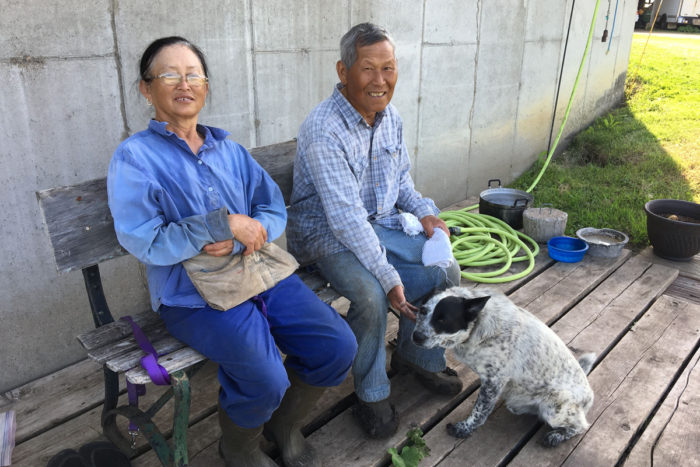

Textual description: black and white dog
[412,287,595,447]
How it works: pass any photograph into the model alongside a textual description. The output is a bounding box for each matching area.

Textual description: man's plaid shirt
[287,84,439,293]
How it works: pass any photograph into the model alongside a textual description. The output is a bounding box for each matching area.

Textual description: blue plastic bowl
[547,236,589,263]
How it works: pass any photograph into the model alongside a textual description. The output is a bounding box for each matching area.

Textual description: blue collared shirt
[107,119,287,311]
[287,84,439,294]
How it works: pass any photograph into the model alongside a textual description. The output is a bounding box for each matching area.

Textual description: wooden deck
[4,209,700,466]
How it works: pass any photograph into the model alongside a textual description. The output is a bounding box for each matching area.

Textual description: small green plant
[388,427,431,467]
[598,114,620,129]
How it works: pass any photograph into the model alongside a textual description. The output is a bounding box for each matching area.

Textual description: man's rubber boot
[391,351,462,395]
[218,402,277,467]
[265,371,325,467]
[352,398,399,439]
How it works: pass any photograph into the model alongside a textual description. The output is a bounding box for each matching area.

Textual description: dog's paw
[539,428,566,448]
[446,422,472,439]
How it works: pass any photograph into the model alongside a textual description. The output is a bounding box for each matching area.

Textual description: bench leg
[102,370,192,467]
[101,366,127,450]
[171,370,191,467]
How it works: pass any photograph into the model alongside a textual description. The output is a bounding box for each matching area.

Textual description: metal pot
[479,179,534,229]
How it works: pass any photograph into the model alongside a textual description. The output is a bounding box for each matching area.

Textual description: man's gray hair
[340,22,396,69]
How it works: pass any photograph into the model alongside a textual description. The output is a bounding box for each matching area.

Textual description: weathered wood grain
[563,263,679,355]
[88,329,179,367]
[509,250,631,323]
[125,347,207,385]
[552,254,655,344]
[36,177,128,273]
[2,358,108,444]
[638,246,700,281]
[665,274,700,305]
[76,310,161,350]
[623,346,700,466]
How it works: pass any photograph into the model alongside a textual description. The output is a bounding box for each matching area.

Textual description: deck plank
[509,250,631,323]
[637,246,700,280]
[623,345,700,466]
[510,296,700,466]
[665,275,700,305]
[2,358,108,445]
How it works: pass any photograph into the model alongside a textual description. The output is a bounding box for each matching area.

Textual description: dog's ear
[462,295,489,322]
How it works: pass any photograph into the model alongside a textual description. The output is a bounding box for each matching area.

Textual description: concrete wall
[0,0,636,392]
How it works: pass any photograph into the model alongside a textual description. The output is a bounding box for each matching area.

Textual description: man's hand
[203,239,234,257]
[420,214,449,238]
[227,214,267,256]
[388,285,418,321]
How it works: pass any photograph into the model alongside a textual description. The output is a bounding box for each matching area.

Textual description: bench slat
[125,347,207,385]
[76,310,161,350]
[88,326,175,365]
[36,178,128,273]
[37,140,297,273]
[105,336,189,373]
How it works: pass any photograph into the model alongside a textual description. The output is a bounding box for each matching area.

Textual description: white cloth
[422,228,455,268]
[399,212,424,236]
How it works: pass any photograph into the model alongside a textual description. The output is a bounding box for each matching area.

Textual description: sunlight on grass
[511,33,700,249]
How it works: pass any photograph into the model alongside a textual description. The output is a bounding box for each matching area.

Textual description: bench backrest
[37,139,297,273]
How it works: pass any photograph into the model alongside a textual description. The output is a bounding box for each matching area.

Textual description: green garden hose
[439,0,601,283]
[441,211,540,283]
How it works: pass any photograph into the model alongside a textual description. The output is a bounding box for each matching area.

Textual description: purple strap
[120,316,172,434]
[121,316,171,385]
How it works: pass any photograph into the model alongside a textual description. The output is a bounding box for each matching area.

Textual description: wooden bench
[36,139,344,467]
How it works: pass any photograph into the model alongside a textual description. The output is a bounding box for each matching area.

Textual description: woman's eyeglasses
[151,73,208,87]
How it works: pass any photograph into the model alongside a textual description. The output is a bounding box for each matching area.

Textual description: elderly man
[287,23,462,439]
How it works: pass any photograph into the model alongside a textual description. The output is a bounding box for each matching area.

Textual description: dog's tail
[578,353,596,375]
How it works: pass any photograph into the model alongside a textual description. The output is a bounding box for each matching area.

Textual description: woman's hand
[203,239,234,256]
[420,214,449,238]
[388,285,418,321]
[227,214,267,256]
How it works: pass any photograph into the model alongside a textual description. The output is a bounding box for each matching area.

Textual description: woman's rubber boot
[264,371,324,467]
[218,402,277,467]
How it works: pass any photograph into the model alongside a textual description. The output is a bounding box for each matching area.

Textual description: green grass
[510,33,700,249]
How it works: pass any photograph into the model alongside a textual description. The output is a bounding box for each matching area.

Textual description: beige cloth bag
[183,242,299,311]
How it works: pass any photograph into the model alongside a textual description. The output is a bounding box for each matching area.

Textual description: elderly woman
[107,36,356,467]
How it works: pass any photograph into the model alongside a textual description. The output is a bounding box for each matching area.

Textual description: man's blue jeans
[315,224,461,403]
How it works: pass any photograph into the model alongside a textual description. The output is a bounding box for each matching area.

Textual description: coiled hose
[441,211,539,283]
[439,0,601,283]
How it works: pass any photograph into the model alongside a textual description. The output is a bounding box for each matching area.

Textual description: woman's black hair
[139,36,209,81]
